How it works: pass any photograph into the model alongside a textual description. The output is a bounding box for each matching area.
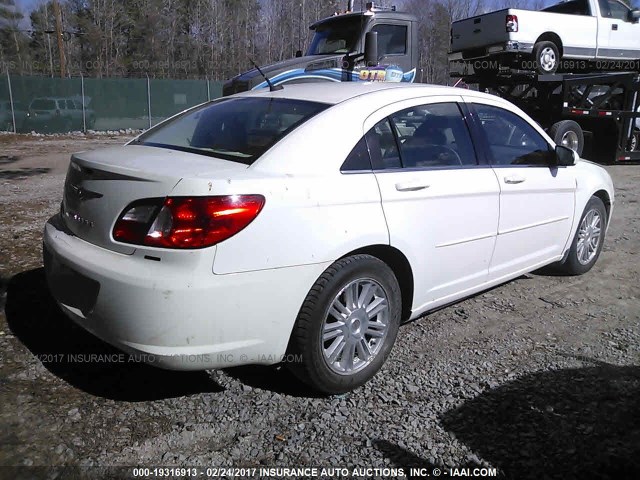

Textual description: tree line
[0,0,598,84]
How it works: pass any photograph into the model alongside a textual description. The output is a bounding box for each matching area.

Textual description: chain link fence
[0,73,223,134]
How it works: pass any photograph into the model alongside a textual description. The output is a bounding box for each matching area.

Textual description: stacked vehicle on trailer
[449,0,640,162]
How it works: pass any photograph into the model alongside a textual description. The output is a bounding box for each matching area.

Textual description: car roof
[233,82,508,108]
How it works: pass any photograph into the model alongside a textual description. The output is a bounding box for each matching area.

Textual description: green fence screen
[0,74,223,134]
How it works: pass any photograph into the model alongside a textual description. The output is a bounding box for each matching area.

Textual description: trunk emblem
[70,184,103,202]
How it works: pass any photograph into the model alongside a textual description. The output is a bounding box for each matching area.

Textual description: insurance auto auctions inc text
[228,467,498,478]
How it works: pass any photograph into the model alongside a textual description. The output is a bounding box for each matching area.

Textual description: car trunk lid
[62,145,248,254]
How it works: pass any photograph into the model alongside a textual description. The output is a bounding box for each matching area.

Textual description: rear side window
[341,137,373,172]
[367,119,402,170]
[135,97,329,165]
[391,103,478,168]
[474,104,554,166]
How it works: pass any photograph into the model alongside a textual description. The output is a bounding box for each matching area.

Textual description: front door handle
[504,175,526,185]
[395,181,430,192]
[612,24,618,30]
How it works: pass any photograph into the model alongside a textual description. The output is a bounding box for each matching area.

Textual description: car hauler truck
[224,0,639,163]
[223,2,418,96]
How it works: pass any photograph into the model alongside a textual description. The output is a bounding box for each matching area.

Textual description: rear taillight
[113,195,265,249]
[506,14,518,32]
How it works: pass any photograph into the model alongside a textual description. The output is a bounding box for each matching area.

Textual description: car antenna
[249,58,283,92]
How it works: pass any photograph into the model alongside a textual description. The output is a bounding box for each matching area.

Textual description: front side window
[608,0,630,20]
[599,0,630,20]
[135,97,329,165]
[474,104,554,166]
[372,24,407,56]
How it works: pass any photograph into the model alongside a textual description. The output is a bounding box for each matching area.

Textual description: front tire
[533,41,560,74]
[287,254,401,395]
[558,196,607,275]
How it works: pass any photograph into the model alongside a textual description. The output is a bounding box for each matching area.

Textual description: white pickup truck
[449,0,640,74]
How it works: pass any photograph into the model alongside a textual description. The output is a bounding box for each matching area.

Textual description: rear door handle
[504,175,526,185]
[395,181,430,192]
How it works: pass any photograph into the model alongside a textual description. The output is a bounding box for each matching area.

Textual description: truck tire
[533,41,560,74]
[550,120,584,156]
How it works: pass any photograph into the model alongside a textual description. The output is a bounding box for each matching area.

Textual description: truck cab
[223,3,418,96]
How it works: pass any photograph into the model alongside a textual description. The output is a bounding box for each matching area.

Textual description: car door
[597,0,640,59]
[467,99,577,281]
[367,97,500,313]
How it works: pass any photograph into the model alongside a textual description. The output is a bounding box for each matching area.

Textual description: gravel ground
[0,135,639,479]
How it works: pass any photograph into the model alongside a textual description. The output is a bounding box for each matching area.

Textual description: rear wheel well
[345,245,414,321]
[535,32,563,56]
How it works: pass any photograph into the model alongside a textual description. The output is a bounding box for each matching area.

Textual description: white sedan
[43,82,614,394]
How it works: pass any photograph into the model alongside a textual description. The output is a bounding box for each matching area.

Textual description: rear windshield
[31,99,56,110]
[135,97,330,164]
[543,0,591,15]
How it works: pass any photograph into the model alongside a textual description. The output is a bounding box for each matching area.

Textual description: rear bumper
[43,215,329,371]
[449,41,534,62]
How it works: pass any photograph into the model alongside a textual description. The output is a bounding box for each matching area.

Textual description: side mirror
[555,145,577,166]
[364,31,379,67]
[295,50,303,58]
[629,9,640,23]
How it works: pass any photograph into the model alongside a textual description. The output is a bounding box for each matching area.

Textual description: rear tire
[557,196,607,275]
[533,41,560,74]
[287,254,401,395]
[549,120,584,156]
